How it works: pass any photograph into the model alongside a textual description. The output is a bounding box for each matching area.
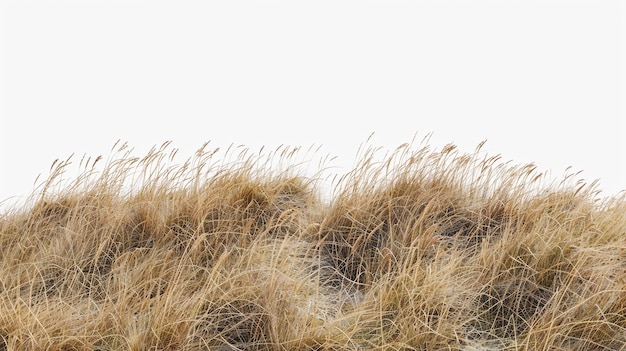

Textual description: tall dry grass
[0,139,625,350]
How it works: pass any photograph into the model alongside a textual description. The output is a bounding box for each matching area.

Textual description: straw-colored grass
[1,139,625,350]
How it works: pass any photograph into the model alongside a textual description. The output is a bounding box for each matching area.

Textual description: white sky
[1,0,625,209]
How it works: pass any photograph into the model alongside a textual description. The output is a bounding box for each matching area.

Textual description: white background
[1,0,624,209]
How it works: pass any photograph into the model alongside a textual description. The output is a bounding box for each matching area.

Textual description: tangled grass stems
[1,138,625,350]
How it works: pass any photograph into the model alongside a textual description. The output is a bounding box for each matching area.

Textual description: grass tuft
[1,140,625,350]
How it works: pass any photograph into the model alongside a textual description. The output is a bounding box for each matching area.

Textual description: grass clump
[1,139,625,350]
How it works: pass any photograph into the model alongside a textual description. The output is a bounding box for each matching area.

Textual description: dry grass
[1,139,625,350]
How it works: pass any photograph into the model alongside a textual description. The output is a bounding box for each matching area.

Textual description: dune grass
[0,139,625,350]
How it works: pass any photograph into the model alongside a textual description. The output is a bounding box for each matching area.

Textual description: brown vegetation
[1,140,625,350]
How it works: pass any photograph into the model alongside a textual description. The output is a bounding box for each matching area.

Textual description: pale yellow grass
[0,140,625,350]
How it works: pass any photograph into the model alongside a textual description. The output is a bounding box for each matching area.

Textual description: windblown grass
[1,139,625,350]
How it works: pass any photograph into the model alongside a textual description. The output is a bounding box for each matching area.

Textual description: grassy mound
[1,140,625,350]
